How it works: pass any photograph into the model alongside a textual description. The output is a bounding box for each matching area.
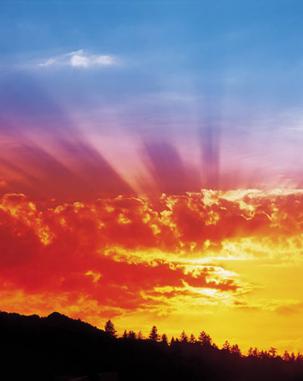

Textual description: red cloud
[0,189,302,321]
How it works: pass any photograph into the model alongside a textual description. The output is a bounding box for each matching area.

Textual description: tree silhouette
[127,330,136,340]
[198,331,212,347]
[223,340,231,352]
[170,336,175,346]
[180,330,188,343]
[283,350,291,361]
[290,352,297,362]
[104,320,116,338]
[189,334,196,344]
[149,325,159,341]
[231,344,241,356]
[248,347,259,357]
[269,347,277,358]
[161,333,168,345]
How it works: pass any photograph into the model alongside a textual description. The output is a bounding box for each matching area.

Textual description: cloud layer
[38,50,117,69]
[1,189,303,327]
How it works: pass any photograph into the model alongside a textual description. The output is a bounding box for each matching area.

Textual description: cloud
[275,302,303,316]
[0,191,244,322]
[1,189,303,325]
[38,50,117,69]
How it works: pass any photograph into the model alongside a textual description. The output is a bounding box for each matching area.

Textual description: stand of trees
[1,311,303,381]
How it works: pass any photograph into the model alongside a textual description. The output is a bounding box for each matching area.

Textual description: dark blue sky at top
[1,0,303,136]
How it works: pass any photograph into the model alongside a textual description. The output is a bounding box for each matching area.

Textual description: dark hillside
[1,311,303,381]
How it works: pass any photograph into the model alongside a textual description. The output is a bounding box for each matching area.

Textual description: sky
[1,0,303,353]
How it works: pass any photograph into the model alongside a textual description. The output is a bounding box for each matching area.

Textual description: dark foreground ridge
[1,311,303,381]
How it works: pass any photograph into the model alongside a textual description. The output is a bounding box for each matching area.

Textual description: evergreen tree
[127,330,136,340]
[296,353,303,361]
[248,347,259,357]
[223,340,231,352]
[180,330,188,343]
[104,320,116,338]
[149,325,159,341]
[231,344,241,356]
[198,331,212,347]
[283,351,291,361]
[268,347,277,358]
[161,333,168,345]
[170,337,176,346]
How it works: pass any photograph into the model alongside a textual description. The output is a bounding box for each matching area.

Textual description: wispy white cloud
[38,49,117,69]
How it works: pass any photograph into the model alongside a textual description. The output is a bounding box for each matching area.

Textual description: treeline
[1,311,303,381]
[113,322,302,362]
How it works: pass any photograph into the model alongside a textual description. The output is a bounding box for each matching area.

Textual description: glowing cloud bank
[1,189,303,352]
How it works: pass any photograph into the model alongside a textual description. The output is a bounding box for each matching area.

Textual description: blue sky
[1,0,302,103]
[1,0,303,190]
[0,1,302,100]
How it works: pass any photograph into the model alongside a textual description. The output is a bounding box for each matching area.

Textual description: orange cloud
[1,189,303,329]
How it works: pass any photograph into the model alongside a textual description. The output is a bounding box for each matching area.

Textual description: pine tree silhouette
[149,325,159,341]
[180,330,188,343]
[127,330,136,340]
[104,320,116,338]
[122,329,128,339]
[223,340,231,352]
[198,331,212,347]
[231,344,241,356]
[161,333,168,345]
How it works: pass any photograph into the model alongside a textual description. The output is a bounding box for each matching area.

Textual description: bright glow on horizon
[0,189,303,353]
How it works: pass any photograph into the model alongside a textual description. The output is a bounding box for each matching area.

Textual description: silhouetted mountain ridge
[1,310,303,381]
[0,310,104,338]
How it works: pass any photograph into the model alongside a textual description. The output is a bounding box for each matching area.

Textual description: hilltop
[0,311,302,381]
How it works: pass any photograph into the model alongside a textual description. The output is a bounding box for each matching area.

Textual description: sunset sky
[1,0,303,353]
